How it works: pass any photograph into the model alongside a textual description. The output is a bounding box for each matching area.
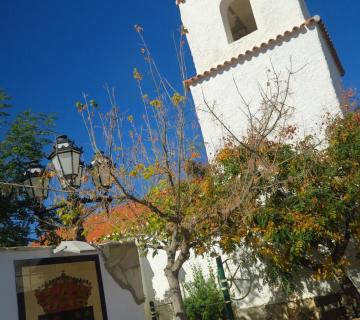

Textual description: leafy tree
[71,27,359,315]
[216,110,360,299]
[75,28,294,320]
[183,265,225,320]
[0,91,56,246]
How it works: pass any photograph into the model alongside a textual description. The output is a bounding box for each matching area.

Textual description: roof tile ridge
[313,16,345,76]
[185,15,344,87]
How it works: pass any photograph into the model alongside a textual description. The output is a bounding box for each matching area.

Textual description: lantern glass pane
[92,170,101,188]
[43,177,50,199]
[25,176,49,200]
[74,164,84,188]
[23,178,34,198]
[32,176,43,199]
[99,166,112,188]
[57,152,73,177]
[72,151,81,178]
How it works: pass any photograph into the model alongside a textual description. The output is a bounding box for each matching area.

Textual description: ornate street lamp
[48,135,83,189]
[23,163,49,201]
[89,152,113,190]
[20,138,116,242]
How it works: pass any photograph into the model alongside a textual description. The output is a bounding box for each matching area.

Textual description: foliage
[1,110,54,179]
[0,89,11,121]
[0,91,56,246]
[183,265,225,320]
[216,111,360,293]
[76,27,296,319]
[76,68,360,315]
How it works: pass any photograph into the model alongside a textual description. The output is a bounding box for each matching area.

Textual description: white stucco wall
[188,25,343,156]
[141,250,209,302]
[141,250,224,319]
[140,247,344,317]
[179,0,310,74]
[0,247,145,320]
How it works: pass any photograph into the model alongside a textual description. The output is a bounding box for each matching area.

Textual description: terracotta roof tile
[34,203,146,246]
[84,203,145,243]
[184,16,345,87]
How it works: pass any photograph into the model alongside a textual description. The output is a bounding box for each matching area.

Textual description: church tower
[178,0,345,156]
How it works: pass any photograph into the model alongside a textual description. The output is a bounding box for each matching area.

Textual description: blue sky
[0,0,359,160]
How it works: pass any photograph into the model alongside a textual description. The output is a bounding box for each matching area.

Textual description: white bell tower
[178,0,345,156]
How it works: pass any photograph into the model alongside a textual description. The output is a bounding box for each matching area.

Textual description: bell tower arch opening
[221,0,258,43]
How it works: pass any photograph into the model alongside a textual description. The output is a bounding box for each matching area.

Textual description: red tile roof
[31,203,146,246]
[184,16,345,87]
[84,203,146,243]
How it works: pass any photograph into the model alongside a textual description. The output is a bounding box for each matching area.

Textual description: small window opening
[226,0,257,42]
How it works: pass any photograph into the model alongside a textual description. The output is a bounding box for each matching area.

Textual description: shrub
[183,264,225,320]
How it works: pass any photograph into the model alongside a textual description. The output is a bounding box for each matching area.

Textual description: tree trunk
[74,218,86,241]
[165,268,187,320]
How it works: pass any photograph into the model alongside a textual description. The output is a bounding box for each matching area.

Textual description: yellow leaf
[133,68,143,81]
[150,99,162,108]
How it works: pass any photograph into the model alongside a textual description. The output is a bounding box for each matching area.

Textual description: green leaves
[133,68,143,81]
[0,110,55,181]
[214,111,360,290]
[183,264,224,320]
[0,91,56,247]
[89,99,98,108]
[0,89,11,120]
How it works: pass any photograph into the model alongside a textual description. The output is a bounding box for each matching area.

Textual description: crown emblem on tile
[35,272,92,314]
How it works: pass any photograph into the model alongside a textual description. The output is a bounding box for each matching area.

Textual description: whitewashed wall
[0,246,145,320]
[179,0,310,74]
[189,25,343,156]
[140,250,215,320]
[141,246,360,318]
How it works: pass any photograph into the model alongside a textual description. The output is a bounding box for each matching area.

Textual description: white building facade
[179,0,344,155]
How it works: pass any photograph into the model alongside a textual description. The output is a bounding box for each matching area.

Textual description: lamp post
[48,135,86,241]
[23,162,51,236]
[23,162,50,201]
[89,152,113,190]
[23,135,114,242]
[48,135,83,189]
